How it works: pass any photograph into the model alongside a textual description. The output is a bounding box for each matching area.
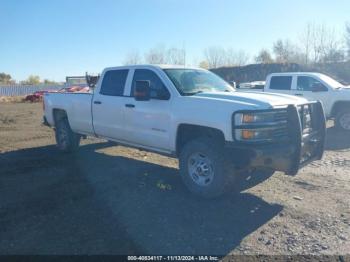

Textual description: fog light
[242,130,255,139]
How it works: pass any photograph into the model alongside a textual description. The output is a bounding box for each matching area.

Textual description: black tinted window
[100,70,128,96]
[297,76,327,91]
[132,69,170,100]
[270,76,292,90]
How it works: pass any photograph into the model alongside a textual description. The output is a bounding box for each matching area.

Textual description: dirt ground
[0,102,349,256]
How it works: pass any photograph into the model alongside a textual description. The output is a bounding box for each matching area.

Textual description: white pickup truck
[239,72,350,131]
[43,65,326,198]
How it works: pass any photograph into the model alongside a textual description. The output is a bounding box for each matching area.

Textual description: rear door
[123,69,173,151]
[92,69,130,140]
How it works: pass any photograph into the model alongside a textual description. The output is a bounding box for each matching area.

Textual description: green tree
[43,79,59,85]
[0,73,14,84]
[22,75,41,85]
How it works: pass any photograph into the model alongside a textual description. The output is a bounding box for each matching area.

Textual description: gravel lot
[0,102,349,256]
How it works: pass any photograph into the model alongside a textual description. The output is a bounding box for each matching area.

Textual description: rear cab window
[269,76,292,90]
[100,69,129,96]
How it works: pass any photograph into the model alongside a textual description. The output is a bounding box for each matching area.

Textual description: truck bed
[44,92,95,136]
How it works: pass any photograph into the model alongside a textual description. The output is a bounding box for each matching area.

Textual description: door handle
[295,94,303,96]
[125,104,135,108]
[94,101,102,104]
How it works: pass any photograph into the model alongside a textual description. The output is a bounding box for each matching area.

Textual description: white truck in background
[238,72,350,131]
[43,65,326,198]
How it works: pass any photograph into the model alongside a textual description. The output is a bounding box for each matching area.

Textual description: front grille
[274,109,288,122]
[272,110,289,141]
[297,104,313,134]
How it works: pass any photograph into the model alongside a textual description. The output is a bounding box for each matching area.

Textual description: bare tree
[345,22,350,59]
[255,49,274,64]
[273,39,297,63]
[167,47,186,65]
[123,50,142,65]
[235,50,250,66]
[144,45,167,64]
[224,48,249,66]
[302,23,345,64]
[300,22,313,65]
[204,46,225,68]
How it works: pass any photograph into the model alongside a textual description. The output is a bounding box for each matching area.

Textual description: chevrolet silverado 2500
[238,72,350,131]
[43,65,326,198]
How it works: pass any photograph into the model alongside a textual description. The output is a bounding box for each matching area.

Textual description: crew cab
[43,65,326,198]
[239,72,350,131]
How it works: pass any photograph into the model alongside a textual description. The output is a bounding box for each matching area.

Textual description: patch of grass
[0,96,26,103]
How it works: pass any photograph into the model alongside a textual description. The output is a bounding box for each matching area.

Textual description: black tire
[179,137,236,198]
[55,118,81,152]
[335,109,350,132]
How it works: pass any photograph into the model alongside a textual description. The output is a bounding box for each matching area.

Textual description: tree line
[123,22,350,68]
[0,74,60,85]
[1,22,349,84]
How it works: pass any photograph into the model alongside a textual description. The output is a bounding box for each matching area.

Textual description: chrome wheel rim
[339,113,350,130]
[188,152,214,186]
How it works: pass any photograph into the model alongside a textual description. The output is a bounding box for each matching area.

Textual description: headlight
[235,111,275,125]
[233,110,288,142]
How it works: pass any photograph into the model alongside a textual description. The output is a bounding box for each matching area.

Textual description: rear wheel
[179,137,236,198]
[335,109,350,132]
[55,118,81,152]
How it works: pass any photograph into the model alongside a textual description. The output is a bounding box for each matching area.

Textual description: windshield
[163,69,234,95]
[319,74,344,89]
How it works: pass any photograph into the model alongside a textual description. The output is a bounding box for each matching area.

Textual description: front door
[293,75,331,116]
[123,69,172,151]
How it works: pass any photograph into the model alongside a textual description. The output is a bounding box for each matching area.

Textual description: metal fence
[0,84,65,96]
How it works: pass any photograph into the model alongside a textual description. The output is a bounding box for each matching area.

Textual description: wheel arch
[52,108,69,127]
[175,124,225,156]
[331,101,350,118]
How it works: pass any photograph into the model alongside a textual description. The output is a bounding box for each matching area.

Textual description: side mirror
[229,81,236,88]
[134,80,151,101]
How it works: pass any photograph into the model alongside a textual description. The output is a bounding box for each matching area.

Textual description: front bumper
[226,101,326,176]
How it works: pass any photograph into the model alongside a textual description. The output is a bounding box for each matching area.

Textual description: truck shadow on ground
[0,142,282,255]
[325,126,350,151]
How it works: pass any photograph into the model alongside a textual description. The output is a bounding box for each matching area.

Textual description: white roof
[103,64,203,71]
[268,72,325,77]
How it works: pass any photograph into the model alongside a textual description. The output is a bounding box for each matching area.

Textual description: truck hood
[194,91,308,108]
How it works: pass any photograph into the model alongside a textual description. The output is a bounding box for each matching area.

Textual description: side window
[100,70,129,96]
[269,76,292,90]
[132,69,170,100]
[297,76,327,91]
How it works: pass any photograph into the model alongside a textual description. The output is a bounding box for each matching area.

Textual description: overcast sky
[1,0,349,81]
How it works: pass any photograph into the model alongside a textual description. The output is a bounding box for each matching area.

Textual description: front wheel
[55,118,81,152]
[179,137,235,198]
[335,109,350,132]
